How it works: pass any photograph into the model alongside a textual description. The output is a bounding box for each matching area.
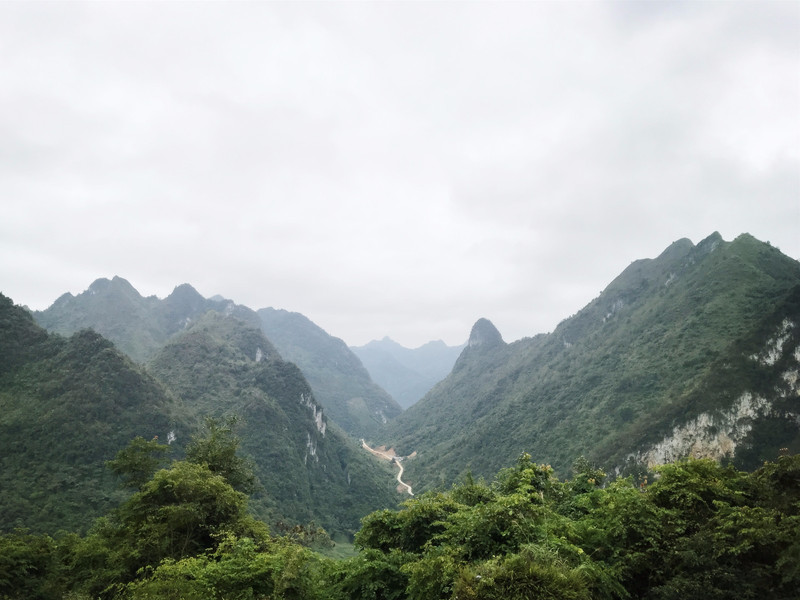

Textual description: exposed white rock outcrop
[630,319,799,469]
[255,347,263,362]
[751,319,794,366]
[603,299,625,323]
[305,432,318,464]
[635,392,774,468]
[300,393,326,436]
[313,407,326,435]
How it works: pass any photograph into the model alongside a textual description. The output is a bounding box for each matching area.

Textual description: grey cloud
[1,1,797,347]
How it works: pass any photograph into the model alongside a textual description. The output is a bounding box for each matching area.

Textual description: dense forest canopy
[2,441,798,599]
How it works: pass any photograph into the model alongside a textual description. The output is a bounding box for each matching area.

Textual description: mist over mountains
[350,337,465,409]
[2,231,799,542]
[257,308,402,438]
[34,280,402,441]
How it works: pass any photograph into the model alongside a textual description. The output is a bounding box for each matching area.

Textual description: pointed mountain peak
[50,292,75,307]
[166,283,203,303]
[87,277,112,292]
[695,231,724,255]
[701,231,723,244]
[467,318,504,348]
[656,237,695,261]
[86,276,140,299]
[379,336,404,349]
[111,275,134,286]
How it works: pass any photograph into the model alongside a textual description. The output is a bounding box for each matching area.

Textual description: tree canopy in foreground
[1,443,798,600]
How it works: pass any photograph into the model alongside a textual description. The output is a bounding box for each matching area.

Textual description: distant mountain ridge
[258,308,402,439]
[388,233,800,491]
[15,231,800,518]
[351,337,465,409]
[34,277,258,362]
[33,279,401,440]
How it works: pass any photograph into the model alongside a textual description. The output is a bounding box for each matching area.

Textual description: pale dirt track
[361,440,413,496]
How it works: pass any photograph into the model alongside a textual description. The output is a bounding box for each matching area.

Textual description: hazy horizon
[3,1,798,347]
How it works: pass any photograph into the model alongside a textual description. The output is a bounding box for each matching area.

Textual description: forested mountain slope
[33,278,401,440]
[146,312,399,534]
[351,337,465,409]
[2,294,399,536]
[258,307,402,439]
[0,294,183,533]
[388,233,800,490]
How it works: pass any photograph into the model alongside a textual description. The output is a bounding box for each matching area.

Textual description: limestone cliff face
[629,318,800,470]
[451,318,506,374]
[467,318,504,348]
[635,392,781,468]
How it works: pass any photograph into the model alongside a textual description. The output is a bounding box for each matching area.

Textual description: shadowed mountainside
[146,312,399,534]
[0,294,184,533]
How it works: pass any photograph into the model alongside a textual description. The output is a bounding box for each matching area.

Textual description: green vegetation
[33,278,403,442]
[258,308,403,439]
[33,278,261,363]
[3,293,399,538]
[389,233,800,489]
[145,312,400,535]
[5,232,799,598]
[0,294,183,534]
[2,448,797,599]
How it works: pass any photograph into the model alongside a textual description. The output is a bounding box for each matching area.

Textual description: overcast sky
[2,1,798,348]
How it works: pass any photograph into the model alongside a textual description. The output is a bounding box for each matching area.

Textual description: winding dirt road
[361,440,414,496]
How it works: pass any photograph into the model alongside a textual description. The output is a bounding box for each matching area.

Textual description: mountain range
[385,233,800,491]
[3,230,798,538]
[0,294,182,533]
[351,337,464,409]
[257,308,401,438]
[2,293,398,536]
[34,279,401,441]
[144,310,397,533]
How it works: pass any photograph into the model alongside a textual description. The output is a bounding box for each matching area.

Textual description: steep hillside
[388,233,800,490]
[257,308,402,439]
[147,312,399,534]
[34,278,401,440]
[351,337,465,408]
[0,294,183,533]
